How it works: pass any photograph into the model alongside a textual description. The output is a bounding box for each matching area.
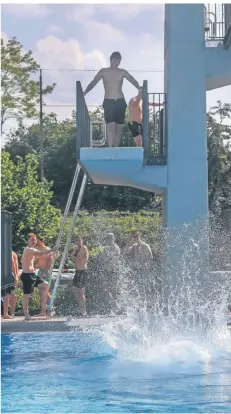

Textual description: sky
[1,3,231,126]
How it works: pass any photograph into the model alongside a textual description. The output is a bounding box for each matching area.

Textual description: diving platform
[80,147,167,193]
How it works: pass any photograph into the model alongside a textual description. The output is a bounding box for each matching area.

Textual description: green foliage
[1,152,62,254]
[4,110,155,211]
[1,37,55,132]
[207,101,231,216]
[61,210,161,268]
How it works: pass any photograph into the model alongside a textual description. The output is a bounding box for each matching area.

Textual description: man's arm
[123,70,140,90]
[123,243,134,255]
[83,246,89,262]
[12,253,19,284]
[148,102,164,107]
[144,244,153,260]
[83,70,103,96]
[28,247,58,257]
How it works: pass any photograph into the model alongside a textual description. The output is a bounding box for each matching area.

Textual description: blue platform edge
[80,148,167,193]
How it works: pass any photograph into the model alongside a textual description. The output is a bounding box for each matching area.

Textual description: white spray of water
[69,221,231,370]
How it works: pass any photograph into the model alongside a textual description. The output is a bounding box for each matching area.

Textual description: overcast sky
[2,3,231,124]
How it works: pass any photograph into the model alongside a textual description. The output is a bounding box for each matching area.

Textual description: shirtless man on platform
[72,236,89,316]
[128,89,163,147]
[84,51,141,147]
[21,233,58,320]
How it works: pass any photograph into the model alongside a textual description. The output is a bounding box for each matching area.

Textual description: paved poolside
[1,315,116,333]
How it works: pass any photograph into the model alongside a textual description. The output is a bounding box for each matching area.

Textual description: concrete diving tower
[76,3,231,230]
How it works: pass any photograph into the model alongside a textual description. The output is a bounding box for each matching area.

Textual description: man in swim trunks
[72,236,89,316]
[128,89,164,147]
[2,251,19,319]
[84,51,141,148]
[35,237,57,313]
[124,231,153,305]
[21,233,58,320]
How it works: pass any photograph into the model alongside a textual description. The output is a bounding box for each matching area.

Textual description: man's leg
[22,294,31,320]
[79,288,86,315]
[37,283,49,316]
[135,134,143,147]
[3,296,12,319]
[9,294,17,317]
[72,286,86,316]
[115,124,122,147]
[106,122,117,147]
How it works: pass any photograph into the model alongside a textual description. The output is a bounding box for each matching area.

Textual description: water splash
[69,220,231,370]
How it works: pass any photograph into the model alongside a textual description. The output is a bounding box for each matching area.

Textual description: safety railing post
[142,80,149,159]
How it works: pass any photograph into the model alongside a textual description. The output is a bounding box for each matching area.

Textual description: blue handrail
[76,81,91,158]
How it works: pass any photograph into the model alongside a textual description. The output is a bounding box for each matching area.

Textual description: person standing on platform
[2,251,19,319]
[72,236,89,316]
[83,51,141,148]
[128,89,163,147]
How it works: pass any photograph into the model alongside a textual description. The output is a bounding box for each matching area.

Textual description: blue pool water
[1,324,231,413]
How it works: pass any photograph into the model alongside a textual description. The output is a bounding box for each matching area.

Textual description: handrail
[76,81,91,158]
[142,80,149,159]
[148,92,167,157]
[90,119,107,147]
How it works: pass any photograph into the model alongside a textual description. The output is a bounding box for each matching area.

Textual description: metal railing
[204,4,225,40]
[90,119,106,147]
[76,81,91,157]
[142,81,167,158]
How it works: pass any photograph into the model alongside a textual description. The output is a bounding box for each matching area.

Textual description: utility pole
[39,69,44,180]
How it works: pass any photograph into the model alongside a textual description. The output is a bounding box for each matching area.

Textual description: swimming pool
[1,322,231,413]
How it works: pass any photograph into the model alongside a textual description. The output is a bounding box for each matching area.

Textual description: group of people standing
[2,230,157,320]
[72,230,156,316]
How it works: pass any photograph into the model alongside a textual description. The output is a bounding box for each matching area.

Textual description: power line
[41,68,164,73]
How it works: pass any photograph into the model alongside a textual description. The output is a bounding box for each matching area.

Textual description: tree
[1,37,56,133]
[207,101,231,216]
[1,152,62,254]
[4,110,155,211]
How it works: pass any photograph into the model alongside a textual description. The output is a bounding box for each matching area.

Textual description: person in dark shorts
[21,233,58,320]
[84,51,141,147]
[103,98,127,126]
[128,121,143,145]
[73,270,88,289]
[72,236,89,316]
[128,89,163,147]
[20,272,45,294]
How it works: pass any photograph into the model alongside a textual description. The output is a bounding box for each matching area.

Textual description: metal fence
[204,4,225,40]
[142,80,167,158]
[1,211,13,295]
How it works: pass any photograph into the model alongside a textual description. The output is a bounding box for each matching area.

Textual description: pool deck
[1,316,115,333]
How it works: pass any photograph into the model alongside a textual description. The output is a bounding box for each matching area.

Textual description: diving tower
[76,4,231,297]
[48,4,231,312]
[77,3,231,229]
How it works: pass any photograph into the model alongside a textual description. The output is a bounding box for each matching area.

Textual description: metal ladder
[47,118,106,312]
[48,166,87,311]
